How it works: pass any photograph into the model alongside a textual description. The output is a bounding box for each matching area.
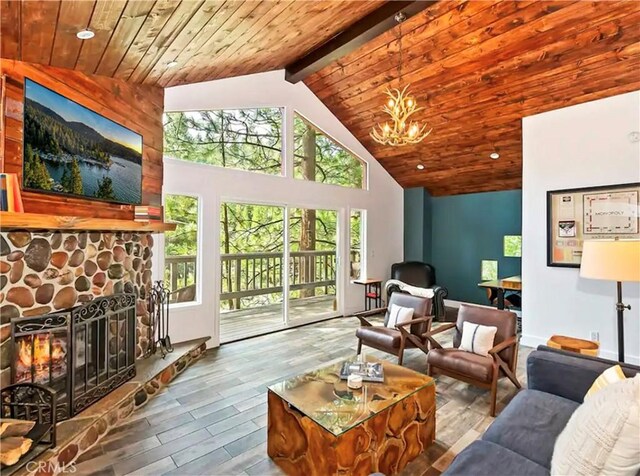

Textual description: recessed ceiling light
[416,164,425,170]
[76,29,95,40]
[489,152,500,160]
[166,60,178,68]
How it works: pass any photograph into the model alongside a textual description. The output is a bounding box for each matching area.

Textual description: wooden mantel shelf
[0,212,177,232]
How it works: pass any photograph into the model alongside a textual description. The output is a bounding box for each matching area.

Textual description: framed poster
[547,182,640,267]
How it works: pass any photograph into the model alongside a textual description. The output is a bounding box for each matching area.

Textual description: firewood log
[0,437,33,466]
[0,419,35,438]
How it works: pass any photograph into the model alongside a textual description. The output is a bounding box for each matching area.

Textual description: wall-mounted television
[23,78,143,205]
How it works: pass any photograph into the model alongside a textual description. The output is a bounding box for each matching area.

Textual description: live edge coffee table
[267,357,436,476]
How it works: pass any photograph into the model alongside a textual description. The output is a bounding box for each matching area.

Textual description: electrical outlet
[590,331,600,342]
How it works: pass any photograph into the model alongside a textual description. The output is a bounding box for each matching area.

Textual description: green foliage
[164,109,283,174]
[164,195,199,256]
[95,176,115,200]
[504,235,522,258]
[67,159,83,195]
[481,260,498,281]
[23,144,52,190]
[293,114,364,189]
[24,101,118,165]
[162,109,365,309]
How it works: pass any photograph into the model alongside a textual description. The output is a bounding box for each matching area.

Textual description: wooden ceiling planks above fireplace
[304,0,640,195]
[2,1,639,196]
[0,0,386,88]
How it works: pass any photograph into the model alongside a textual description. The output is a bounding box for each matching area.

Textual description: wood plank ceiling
[1,1,639,195]
[0,0,385,88]
[305,0,640,195]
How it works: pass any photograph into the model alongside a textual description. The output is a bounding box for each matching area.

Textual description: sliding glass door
[219,202,285,343]
[218,202,341,342]
[288,207,340,323]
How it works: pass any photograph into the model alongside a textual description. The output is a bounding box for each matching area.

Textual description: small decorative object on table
[147,281,174,358]
[339,359,384,383]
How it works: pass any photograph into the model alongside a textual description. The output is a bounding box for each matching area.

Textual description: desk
[352,278,382,311]
[478,275,522,310]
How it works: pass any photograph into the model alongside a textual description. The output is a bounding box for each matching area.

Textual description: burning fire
[17,335,66,382]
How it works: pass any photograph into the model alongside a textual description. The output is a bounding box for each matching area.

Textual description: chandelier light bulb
[387,99,395,108]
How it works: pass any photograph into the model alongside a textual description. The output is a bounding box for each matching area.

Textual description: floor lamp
[580,239,640,363]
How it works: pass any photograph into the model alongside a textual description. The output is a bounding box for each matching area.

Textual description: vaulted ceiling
[305,0,640,195]
[0,0,384,87]
[1,0,639,196]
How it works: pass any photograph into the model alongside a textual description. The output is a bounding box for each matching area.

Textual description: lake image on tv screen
[23,79,142,205]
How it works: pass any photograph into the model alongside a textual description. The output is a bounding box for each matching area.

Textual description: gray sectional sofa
[443,346,640,476]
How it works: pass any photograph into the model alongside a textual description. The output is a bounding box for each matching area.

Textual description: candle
[347,374,363,389]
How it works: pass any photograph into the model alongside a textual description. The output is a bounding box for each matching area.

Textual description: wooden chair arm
[395,315,433,329]
[488,335,518,355]
[351,307,387,318]
[354,315,374,327]
[422,322,457,351]
[423,322,457,337]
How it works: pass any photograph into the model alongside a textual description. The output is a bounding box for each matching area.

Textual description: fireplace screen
[11,294,137,420]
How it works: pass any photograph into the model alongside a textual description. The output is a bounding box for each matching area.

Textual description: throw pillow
[459,321,498,357]
[586,364,627,399]
[551,375,640,476]
[386,304,414,329]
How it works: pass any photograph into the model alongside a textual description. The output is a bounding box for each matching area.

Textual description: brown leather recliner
[354,293,433,365]
[426,304,521,416]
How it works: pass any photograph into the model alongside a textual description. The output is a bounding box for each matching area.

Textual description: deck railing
[165,250,359,308]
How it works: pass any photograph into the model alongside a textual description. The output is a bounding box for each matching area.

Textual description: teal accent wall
[404,188,522,305]
[404,188,427,262]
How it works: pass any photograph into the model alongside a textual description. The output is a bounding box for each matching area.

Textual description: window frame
[163,192,203,309]
[292,110,369,190]
[163,107,286,177]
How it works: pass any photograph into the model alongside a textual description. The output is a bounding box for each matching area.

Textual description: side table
[352,278,382,311]
[547,335,599,357]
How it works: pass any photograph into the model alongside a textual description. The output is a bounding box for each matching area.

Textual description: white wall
[158,70,404,347]
[522,91,640,363]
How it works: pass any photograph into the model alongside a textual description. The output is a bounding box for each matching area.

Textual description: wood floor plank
[157,405,239,445]
[224,428,268,457]
[164,448,232,476]
[171,421,259,467]
[78,315,531,475]
[111,428,211,476]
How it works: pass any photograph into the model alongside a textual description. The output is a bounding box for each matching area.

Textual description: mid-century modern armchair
[425,304,521,416]
[387,262,449,321]
[354,293,433,365]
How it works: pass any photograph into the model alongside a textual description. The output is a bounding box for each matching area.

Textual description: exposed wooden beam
[284,1,437,84]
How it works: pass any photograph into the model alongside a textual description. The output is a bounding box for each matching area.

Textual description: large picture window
[293,113,366,189]
[163,108,283,174]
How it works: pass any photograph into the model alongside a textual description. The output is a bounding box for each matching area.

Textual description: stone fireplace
[0,231,154,391]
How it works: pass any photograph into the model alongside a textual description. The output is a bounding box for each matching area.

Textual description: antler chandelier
[370,13,432,147]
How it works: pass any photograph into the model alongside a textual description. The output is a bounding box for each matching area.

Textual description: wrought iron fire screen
[10,294,137,420]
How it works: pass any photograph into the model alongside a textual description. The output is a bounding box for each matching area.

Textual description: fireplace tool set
[147,281,174,358]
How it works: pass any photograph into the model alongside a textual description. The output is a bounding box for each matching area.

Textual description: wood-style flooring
[76,316,532,476]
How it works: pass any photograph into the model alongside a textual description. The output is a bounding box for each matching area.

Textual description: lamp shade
[580,239,640,282]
